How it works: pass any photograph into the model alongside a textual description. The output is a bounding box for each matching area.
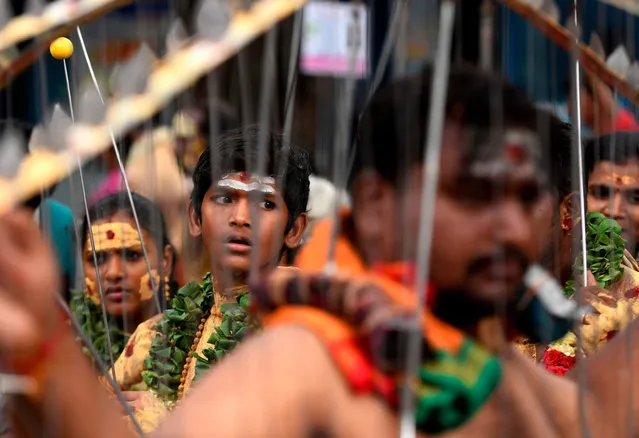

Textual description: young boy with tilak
[109,126,310,431]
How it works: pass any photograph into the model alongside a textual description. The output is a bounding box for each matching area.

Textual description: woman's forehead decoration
[469,129,542,178]
[85,222,142,254]
[612,172,635,185]
[217,172,277,195]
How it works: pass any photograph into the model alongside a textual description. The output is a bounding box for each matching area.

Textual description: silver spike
[606,45,631,77]
[195,0,232,40]
[0,127,25,178]
[25,0,44,15]
[589,33,606,60]
[46,104,73,152]
[565,13,578,37]
[522,0,543,7]
[76,86,107,124]
[166,19,188,53]
[627,61,639,88]
[109,43,156,97]
[0,0,14,28]
[598,0,639,16]
[27,125,45,153]
[540,0,559,21]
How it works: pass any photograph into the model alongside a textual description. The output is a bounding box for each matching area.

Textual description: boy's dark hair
[190,125,311,232]
[583,132,639,186]
[355,64,569,193]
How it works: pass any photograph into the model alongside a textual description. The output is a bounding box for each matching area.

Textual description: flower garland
[141,274,214,403]
[70,290,129,368]
[193,292,253,382]
[543,212,625,376]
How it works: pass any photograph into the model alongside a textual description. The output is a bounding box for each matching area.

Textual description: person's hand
[0,210,60,357]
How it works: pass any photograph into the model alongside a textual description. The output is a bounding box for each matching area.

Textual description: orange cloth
[294,210,462,352]
[295,210,365,275]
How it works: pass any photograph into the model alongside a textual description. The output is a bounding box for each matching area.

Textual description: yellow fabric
[128,393,169,433]
[112,314,163,391]
[548,254,639,357]
[112,268,301,431]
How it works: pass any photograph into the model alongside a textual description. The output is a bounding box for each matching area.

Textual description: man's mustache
[466,246,529,276]
[433,246,530,328]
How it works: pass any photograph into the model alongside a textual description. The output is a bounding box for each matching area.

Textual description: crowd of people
[1,62,639,437]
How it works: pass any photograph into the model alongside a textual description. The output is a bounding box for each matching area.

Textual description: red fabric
[372,262,437,308]
[327,338,376,394]
[614,109,639,132]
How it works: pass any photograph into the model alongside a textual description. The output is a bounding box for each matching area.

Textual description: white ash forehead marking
[217,173,277,194]
[470,128,542,178]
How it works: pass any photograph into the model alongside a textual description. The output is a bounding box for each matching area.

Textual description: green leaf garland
[563,212,626,297]
[141,273,214,403]
[70,290,129,369]
[193,292,254,382]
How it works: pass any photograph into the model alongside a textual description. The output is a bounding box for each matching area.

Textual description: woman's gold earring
[164,277,171,302]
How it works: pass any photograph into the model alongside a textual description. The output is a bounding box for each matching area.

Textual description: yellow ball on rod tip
[49,37,74,60]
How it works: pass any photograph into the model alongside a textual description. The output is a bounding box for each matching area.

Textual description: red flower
[542,348,576,377]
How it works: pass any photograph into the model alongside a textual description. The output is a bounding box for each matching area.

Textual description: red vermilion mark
[106,230,115,240]
[505,143,526,165]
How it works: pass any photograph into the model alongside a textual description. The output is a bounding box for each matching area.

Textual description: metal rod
[63,58,117,376]
[399,2,455,437]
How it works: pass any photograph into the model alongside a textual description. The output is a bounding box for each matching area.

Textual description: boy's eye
[213,195,233,204]
[259,200,277,210]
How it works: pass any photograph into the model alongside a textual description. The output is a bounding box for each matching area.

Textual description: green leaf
[165,309,187,322]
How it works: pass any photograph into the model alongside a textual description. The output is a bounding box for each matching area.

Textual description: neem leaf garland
[70,290,129,369]
[142,274,214,403]
[563,211,625,297]
[193,292,253,382]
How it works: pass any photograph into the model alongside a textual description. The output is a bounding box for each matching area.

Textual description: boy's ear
[162,244,175,278]
[283,213,308,249]
[188,201,202,237]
